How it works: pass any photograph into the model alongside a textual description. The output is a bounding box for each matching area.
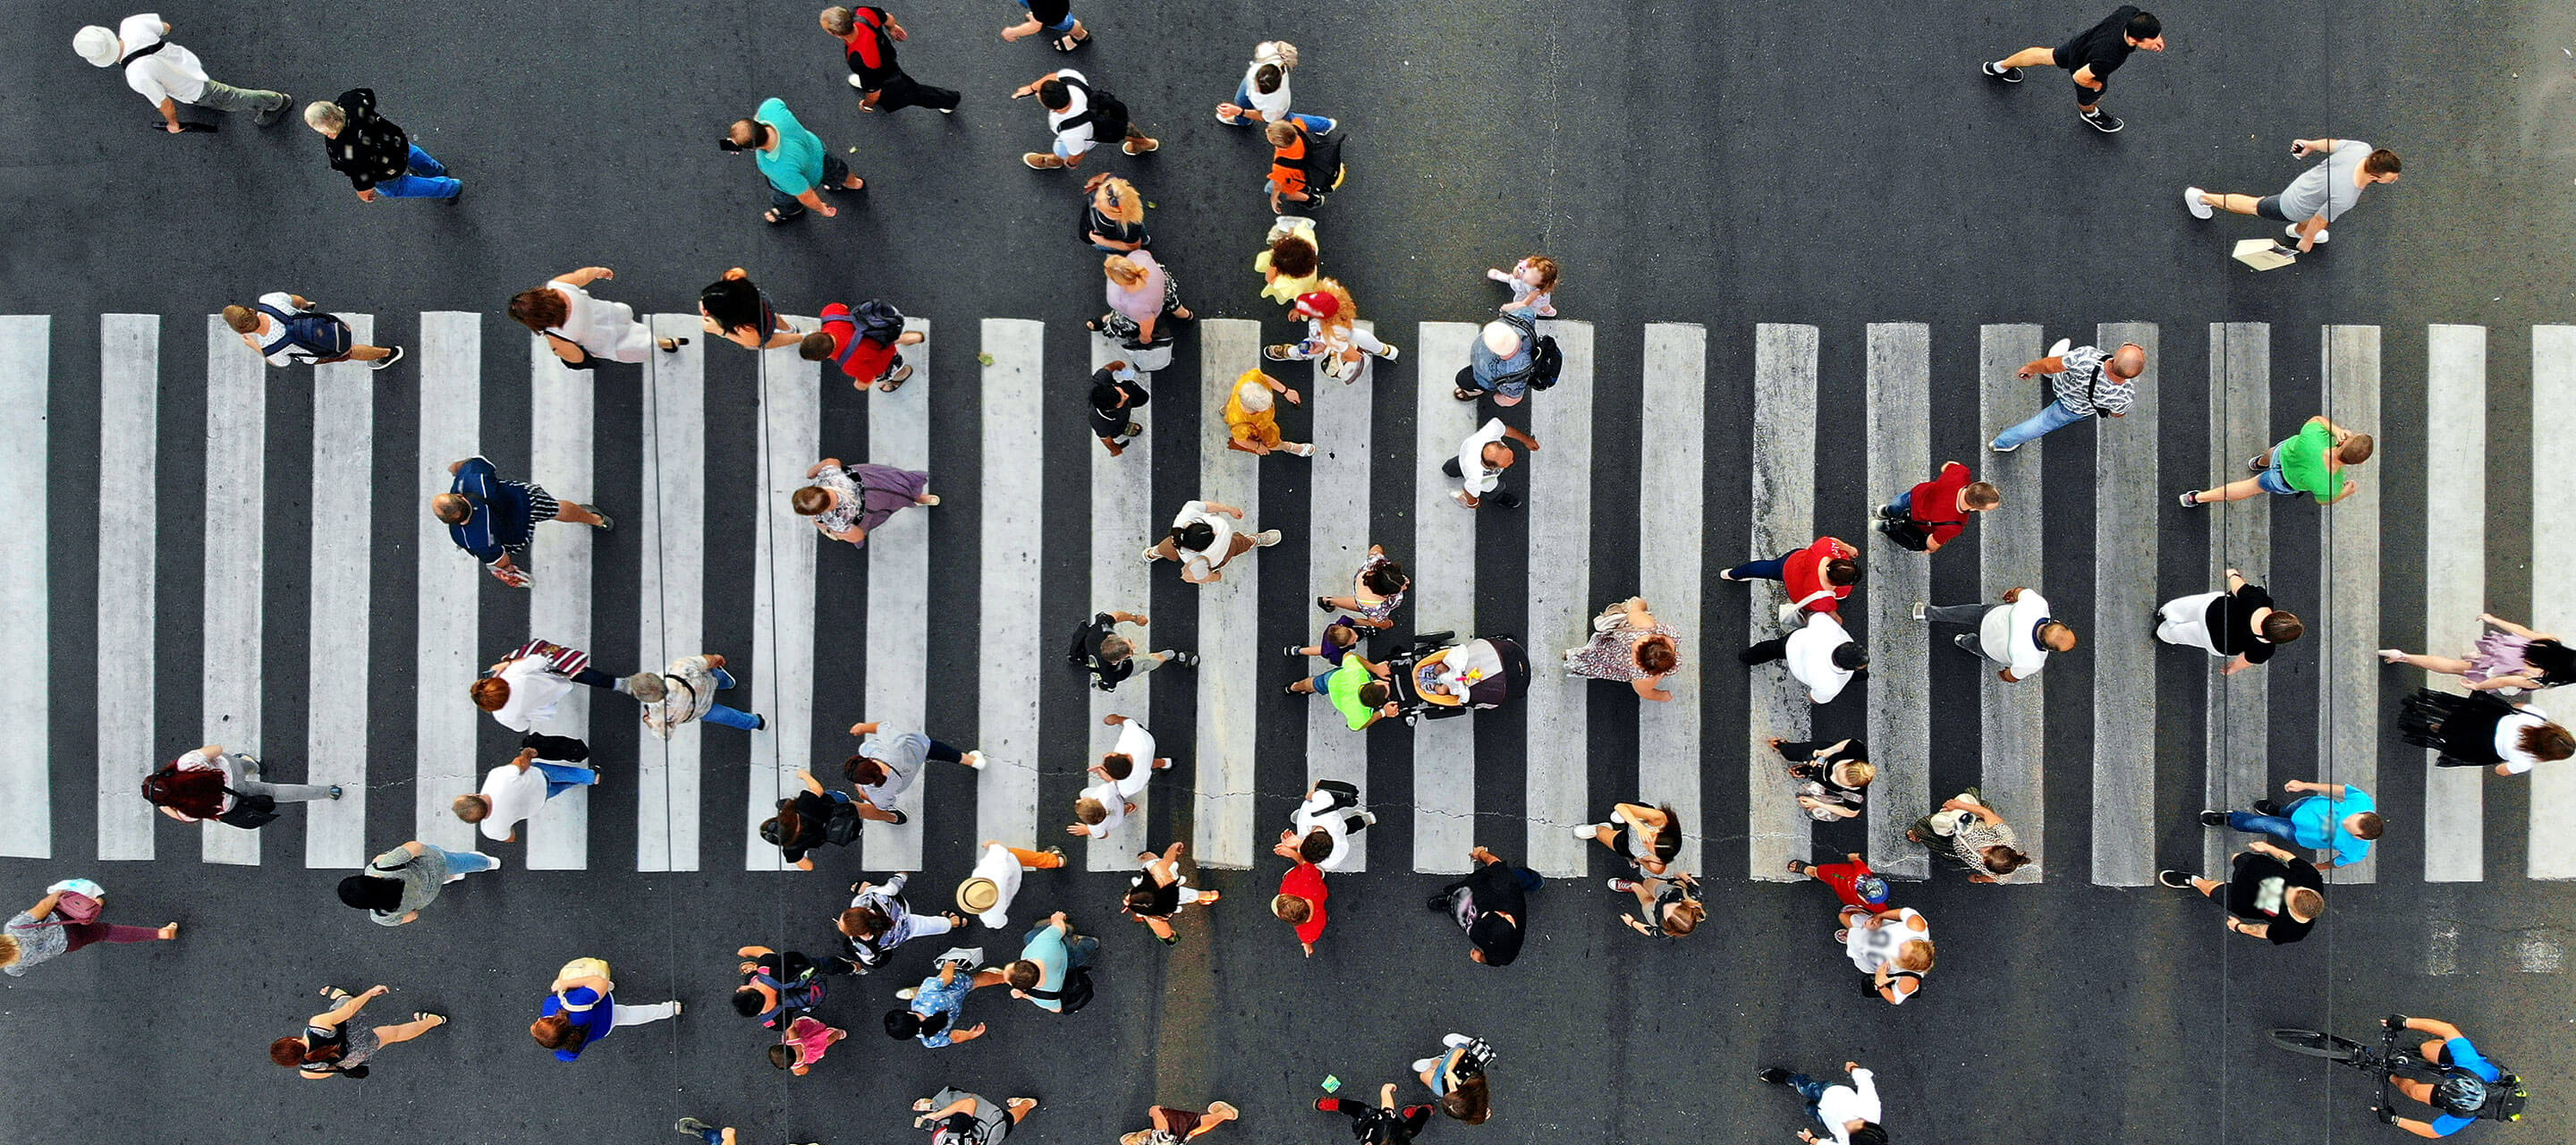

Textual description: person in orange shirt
[1266,120,1312,211]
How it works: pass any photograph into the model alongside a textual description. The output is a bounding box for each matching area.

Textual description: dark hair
[759,802,803,847]
[798,331,836,361]
[733,986,767,1017]
[142,766,228,819]
[1253,64,1284,94]
[1362,560,1407,595]
[2260,612,2306,643]
[886,1008,944,1039]
[1637,637,1679,674]
[269,1037,311,1068]
[843,755,887,785]
[1004,960,1041,989]
[2528,640,2576,680]
[1100,753,1135,781]
[842,903,892,938]
[336,874,402,912]
[1831,642,1870,672]
[2521,723,2575,762]
[530,1014,584,1052]
[1272,894,1311,923]
[2351,812,2385,841]
[2124,11,2160,38]
[1440,1075,1492,1124]
[1982,846,2034,875]
[1172,522,1216,552]
[1270,234,1318,278]
[767,1043,795,1070]
[1648,805,1683,863]
[507,288,570,334]
[1325,623,1360,650]
[1038,79,1069,109]
[1359,682,1392,708]
[792,486,833,516]
[1299,828,1333,863]
[1849,1124,1889,1145]
[2362,148,2402,176]
[726,119,768,148]
[1123,886,1163,913]
[2339,433,2376,463]
[1824,558,1860,587]
[1963,481,2003,510]
[699,276,767,336]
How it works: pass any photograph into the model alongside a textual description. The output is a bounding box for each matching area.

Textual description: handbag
[555,957,614,1008]
[217,789,282,829]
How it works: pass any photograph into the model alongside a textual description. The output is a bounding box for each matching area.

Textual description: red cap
[1292,291,1339,319]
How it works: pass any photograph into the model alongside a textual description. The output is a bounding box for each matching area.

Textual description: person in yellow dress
[1221,370,1312,457]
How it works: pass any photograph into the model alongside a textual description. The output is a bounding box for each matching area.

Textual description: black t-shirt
[2224,852,2324,944]
[2058,4,2143,78]
[1087,368,1149,437]
[1446,859,1530,964]
[1026,0,1072,25]
[2205,584,2277,662]
[1069,612,1134,690]
[779,790,837,863]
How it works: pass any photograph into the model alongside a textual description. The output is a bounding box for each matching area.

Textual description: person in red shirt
[1722,536,1860,621]
[1271,860,1328,956]
[1877,462,2001,554]
[799,301,925,392]
[1786,852,1894,911]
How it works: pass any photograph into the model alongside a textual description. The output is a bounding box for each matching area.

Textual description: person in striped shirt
[1988,340,2145,452]
[432,455,611,586]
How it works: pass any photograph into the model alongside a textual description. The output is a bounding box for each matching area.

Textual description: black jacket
[321,88,411,191]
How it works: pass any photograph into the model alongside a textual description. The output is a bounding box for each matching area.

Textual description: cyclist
[2375,1014,2528,1136]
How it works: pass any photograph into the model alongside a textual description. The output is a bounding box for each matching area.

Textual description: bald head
[2108,343,2148,380]
[1480,321,1522,358]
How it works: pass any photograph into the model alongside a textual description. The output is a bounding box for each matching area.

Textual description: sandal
[657,337,691,352]
[1315,596,1335,613]
[414,1013,449,1028]
[762,208,793,225]
[877,363,914,392]
[1786,860,1810,876]
[1050,32,1080,52]
[320,986,352,1002]
[1453,386,1482,403]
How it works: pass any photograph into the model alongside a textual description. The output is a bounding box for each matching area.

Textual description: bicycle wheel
[2270,1029,2364,1061]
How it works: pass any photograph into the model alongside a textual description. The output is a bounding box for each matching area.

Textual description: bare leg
[555,501,604,525]
[2384,652,2472,675]
[2182,479,2267,505]
[2199,191,2267,216]
[1997,47,2057,69]
[373,1013,448,1045]
[347,344,394,362]
[856,801,904,823]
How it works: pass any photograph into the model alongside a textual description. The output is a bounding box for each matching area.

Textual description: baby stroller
[1385,632,1530,724]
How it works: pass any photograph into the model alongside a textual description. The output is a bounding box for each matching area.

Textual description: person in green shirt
[724,98,866,224]
[1284,651,1398,730]
[2178,414,2370,507]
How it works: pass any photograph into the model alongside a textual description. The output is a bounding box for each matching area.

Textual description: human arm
[2479,613,2546,640]
[157,97,185,132]
[916,1098,979,1125]
[1199,500,1247,519]
[555,267,613,288]
[2221,655,2253,676]
[314,984,390,1028]
[2286,779,2350,798]
[1501,424,1541,451]
[2070,64,2103,90]
[1631,675,1674,702]
[2015,356,2067,378]
[798,769,826,796]
[2291,139,2344,157]
[2315,478,2358,505]
[1009,72,1063,97]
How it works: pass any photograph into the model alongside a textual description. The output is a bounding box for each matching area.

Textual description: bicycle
[2272,1019,2531,1130]
[2270,1024,2409,1115]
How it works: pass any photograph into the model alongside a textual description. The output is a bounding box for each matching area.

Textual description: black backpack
[1057,76,1130,144]
[255,303,353,360]
[1499,311,1563,393]
[1299,125,1348,197]
[1025,963,1096,1014]
[1874,504,1962,552]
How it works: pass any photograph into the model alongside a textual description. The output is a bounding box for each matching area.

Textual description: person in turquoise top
[1003,911,1098,1013]
[724,98,866,224]
[2200,778,2382,868]
[2179,414,2373,508]
[1284,651,1397,730]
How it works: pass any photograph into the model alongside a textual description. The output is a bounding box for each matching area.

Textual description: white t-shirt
[475,761,553,842]
[2497,707,2553,775]
[1107,722,1155,798]
[120,13,209,106]
[969,842,1026,929]
[1170,500,1237,581]
[1843,907,1928,972]
[1076,777,1129,838]
[1814,1070,1883,1145]
[1047,68,1096,156]
[1455,419,1510,496]
[491,657,574,733]
[1238,59,1292,120]
[250,291,306,366]
[1784,612,1857,704]
[1978,589,2055,678]
[1290,793,1357,871]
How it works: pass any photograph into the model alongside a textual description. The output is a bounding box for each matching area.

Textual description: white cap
[74,25,119,67]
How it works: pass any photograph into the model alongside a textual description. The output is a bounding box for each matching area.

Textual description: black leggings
[926,739,966,765]
[570,666,619,690]
[1741,635,1791,665]
[520,731,590,762]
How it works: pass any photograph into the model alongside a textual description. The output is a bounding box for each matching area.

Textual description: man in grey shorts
[2182,139,2402,252]
[75,14,292,133]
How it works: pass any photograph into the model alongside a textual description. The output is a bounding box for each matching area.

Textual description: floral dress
[1347,552,1405,624]
[809,462,931,545]
[1564,615,1682,683]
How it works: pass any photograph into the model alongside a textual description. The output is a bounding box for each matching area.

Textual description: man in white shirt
[957,840,1066,929]
[1741,612,1868,704]
[453,744,597,843]
[1144,498,1280,585]
[1916,586,2075,683]
[1446,417,1541,509]
[1064,714,1166,840]
[1271,779,1372,871]
[75,13,291,132]
[1758,1060,1887,1145]
[1012,67,1158,170]
[221,293,404,369]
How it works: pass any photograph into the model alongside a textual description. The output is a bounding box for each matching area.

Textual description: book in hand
[2233,239,2298,270]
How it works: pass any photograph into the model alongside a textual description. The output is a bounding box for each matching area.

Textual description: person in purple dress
[2380,612,2573,696]
[794,456,938,548]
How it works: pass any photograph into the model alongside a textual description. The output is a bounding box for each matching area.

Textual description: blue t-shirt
[2429,1037,2503,1136]
[446,455,538,561]
[2288,786,2376,864]
[753,98,826,196]
[540,987,616,1062]
[909,970,974,1047]
[1018,922,1071,1012]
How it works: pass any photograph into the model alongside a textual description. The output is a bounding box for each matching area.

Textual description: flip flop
[1453,386,1481,403]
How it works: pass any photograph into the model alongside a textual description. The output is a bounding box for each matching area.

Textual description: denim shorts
[2257,441,2296,496]
[1309,668,1335,691]
[1021,1,1077,33]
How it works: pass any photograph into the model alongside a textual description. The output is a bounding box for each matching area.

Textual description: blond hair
[303,101,345,132]
[1104,256,1148,288]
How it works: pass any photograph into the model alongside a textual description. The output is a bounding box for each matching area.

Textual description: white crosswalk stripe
[1302,322,1371,870]
[645,324,709,873]
[526,328,594,871]
[97,313,159,862]
[201,315,266,867]
[741,331,815,874]
[1863,323,1931,879]
[1637,323,1707,878]
[1087,331,1153,872]
[1411,321,1480,875]
[2531,327,2576,880]
[415,313,483,856]
[1523,319,1593,878]
[2321,325,2387,882]
[2091,321,2160,887]
[979,319,1045,852]
[0,317,49,860]
[864,318,935,872]
[1978,324,2046,883]
[1745,323,1817,882]
[1193,319,1263,869]
[2202,322,2271,882]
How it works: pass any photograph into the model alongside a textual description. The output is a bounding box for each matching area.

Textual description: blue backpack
[821,300,906,369]
[255,303,354,360]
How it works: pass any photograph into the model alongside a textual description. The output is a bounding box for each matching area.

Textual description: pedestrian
[1722,535,1860,621]
[75,14,291,132]
[223,293,403,369]
[1264,284,1399,383]
[1755,1060,1888,1145]
[1000,0,1089,51]
[1223,369,1314,456]
[1091,250,1193,357]
[914,1089,1040,1145]
[1572,802,1683,878]
[1070,609,1197,690]
[1452,314,1550,406]
[1907,789,2033,882]
[1123,841,1220,945]
[1080,173,1151,251]
[336,839,500,927]
[2185,139,2401,252]
[831,874,965,974]
[1088,360,1151,456]
[1004,910,1099,1013]
[1285,649,1400,729]
[1740,610,1866,705]
[1216,40,1302,126]
[509,267,687,369]
[732,946,826,1030]
[1318,1083,1434,1144]
[2397,689,2575,776]
[1914,588,2073,683]
[1273,852,1329,957]
[672,1119,741,1145]
[1067,713,1168,840]
[1772,738,1875,824]
[1877,461,1999,553]
[1485,255,1560,317]
[1285,618,1363,665]
[307,89,460,201]
[1980,5,2165,132]
[142,744,341,829]
[1015,68,1155,170]
[2199,778,2382,869]
[886,947,1004,1048]
[271,985,446,1081]
[1838,904,1934,1005]
[1,879,177,977]
[1447,416,1540,511]
[1611,871,1706,940]
[454,744,597,844]
[2179,414,2372,507]
[1274,780,1375,872]
[770,1014,847,1074]
[1144,498,1281,585]
[530,956,682,1062]
[1121,1100,1240,1145]
[844,720,989,825]
[758,769,865,870]
[1563,597,1683,700]
[1264,118,1347,211]
[2380,612,2575,695]
[724,98,864,224]
[1429,844,1537,966]
[1987,340,2144,452]
[470,639,628,734]
[1257,216,1322,305]
[631,652,768,736]
[958,840,1068,929]
[2156,840,2326,945]
[826,6,961,114]
[1785,852,1894,912]
[2156,567,2304,674]
[1317,545,1409,631]
[794,456,939,548]
[1412,1034,1497,1124]
[699,267,805,351]
[435,456,611,588]
[800,298,924,392]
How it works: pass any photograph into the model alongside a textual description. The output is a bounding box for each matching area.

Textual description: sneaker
[2080,108,2124,133]
[328,785,344,799]
[886,810,910,826]
[1253,529,1282,546]
[2180,186,2214,220]
[1953,633,1977,653]
[1123,421,1142,437]
[1141,545,1163,563]
[2199,810,2228,827]
[2156,869,2196,889]
[1911,601,1927,622]
[1022,152,1066,170]
[1426,894,1454,913]
[1283,646,1306,657]
[1376,344,1402,361]
[1443,1032,1474,1049]
[1286,443,1316,457]
[1572,823,1602,840]
[1174,651,1200,667]
[2377,648,2408,664]
[369,345,407,370]
[1411,1057,1437,1073]
[2288,223,2327,243]
[1981,61,2022,82]
[2250,798,2282,817]
[751,715,767,731]
[895,987,919,1000]
[1758,1067,1792,1085]
[1263,344,1296,360]
[2177,489,2204,508]
[678,1118,717,1135]
[1123,138,1160,155]
[256,94,292,126]
[592,513,614,532]
[962,751,987,770]
[1606,878,1638,892]
[1717,568,1739,581]
[1988,440,2020,454]
[2245,454,2271,474]
[849,74,868,89]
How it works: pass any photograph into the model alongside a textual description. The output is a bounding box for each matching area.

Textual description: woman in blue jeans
[631,653,767,737]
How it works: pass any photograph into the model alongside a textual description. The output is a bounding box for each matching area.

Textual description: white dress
[546,280,656,364]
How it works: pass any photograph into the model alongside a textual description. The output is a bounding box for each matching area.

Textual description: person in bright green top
[1284,651,1397,730]
[2178,414,2371,508]
[725,98,866,225]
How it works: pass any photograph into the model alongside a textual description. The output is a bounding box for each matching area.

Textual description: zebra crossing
[6,312,2576,886]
